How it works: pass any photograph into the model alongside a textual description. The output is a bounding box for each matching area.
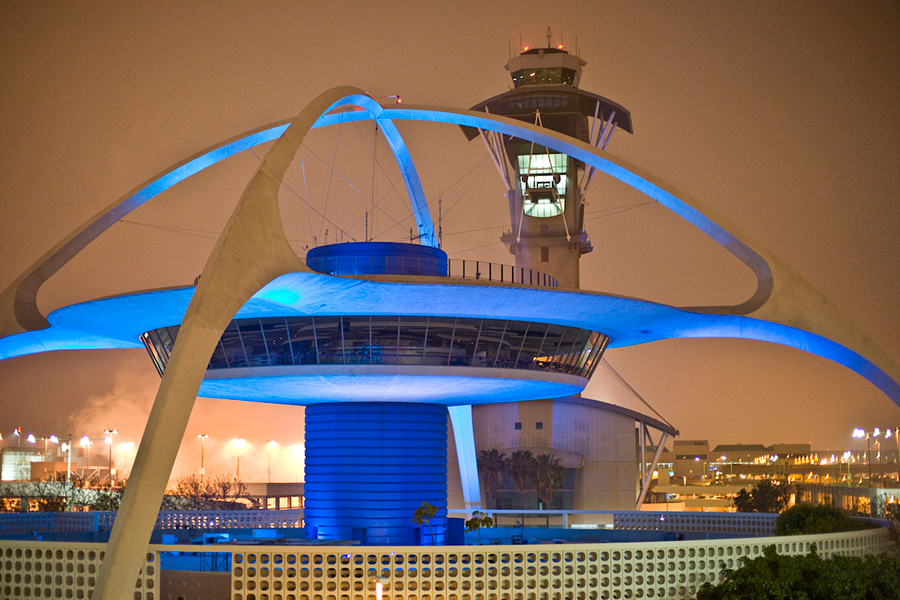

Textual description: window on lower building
[536,422,543,430]
[514,422,522,430]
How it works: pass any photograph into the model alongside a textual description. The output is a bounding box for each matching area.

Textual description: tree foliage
[161,475,251,510]
[775,502,865,536]
[507,450,536,509]
[732,479,792,513]
[413,501,438,545]
[0,473,122,512]
[476,449,506,507]
[696,545,900,600]
[886,503,900,550]
[464,510,493,544]
[533,453,564,509]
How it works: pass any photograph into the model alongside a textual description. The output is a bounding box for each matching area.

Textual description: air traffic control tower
[458,43,648,515]
[465,43,632,288]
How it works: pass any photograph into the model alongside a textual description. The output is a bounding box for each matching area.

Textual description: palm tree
[507,450,537,510]
[477,449,507,508]
[534,453,564,515]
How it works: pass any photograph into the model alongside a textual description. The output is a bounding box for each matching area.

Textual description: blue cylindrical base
[304,402,447,545]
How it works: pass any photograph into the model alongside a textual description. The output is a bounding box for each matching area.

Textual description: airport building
[1,42,898,599]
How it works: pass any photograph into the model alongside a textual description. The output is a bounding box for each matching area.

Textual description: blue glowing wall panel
[306,241,448,277]
[304,402,448,545]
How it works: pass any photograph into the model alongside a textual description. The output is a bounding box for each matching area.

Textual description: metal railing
[0,508,305,536]
[447,259,558,287]
[445,509,782,536]
[307,256,559,288]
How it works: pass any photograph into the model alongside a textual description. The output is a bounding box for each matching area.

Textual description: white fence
[0,526,891,600]
[0,513,894,600]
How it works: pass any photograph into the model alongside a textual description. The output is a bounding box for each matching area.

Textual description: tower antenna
[546,27,552,48]
[438,197,443,248]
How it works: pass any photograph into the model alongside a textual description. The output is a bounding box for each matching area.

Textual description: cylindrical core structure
[304,402,448,545]
[306,241,448,277]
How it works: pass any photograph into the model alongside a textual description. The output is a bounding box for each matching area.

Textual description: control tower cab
[467,44,633,288]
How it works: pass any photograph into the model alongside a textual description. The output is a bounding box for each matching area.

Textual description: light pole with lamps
[197,434,209,481]
[38,435,60,460]
[104,429,117,488]
[267,441,277,483]
[893,427,900,482]
[62,434,73,508]
[232,438,247,481]
[853,427,892,483]
[80,436,94,481]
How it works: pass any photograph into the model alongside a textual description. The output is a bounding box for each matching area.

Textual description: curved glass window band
[142,316,608,380]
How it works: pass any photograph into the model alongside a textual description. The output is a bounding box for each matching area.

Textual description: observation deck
[139,242,604,405]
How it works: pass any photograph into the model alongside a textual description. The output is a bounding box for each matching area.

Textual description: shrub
[775,502,863,536]
[697,545,900,600]
[732,479,791,513]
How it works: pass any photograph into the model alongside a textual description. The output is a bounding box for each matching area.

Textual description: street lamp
[80,436,93,481]
[267,441,277,483]
[232,438,247,481]
[291,443,305,483]
[853,427,893,483]
[197,434,209,481]
[34,435,60,461]
[116,442,136,479]
[62,435,73,505]
[891,427,900,482]
[104,429,117,488]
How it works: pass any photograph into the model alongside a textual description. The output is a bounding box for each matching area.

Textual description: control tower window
[511,68,576,87]
[518,153,567,218]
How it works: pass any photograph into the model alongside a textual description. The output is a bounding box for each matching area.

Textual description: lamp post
[291,443,305,483]
[81,436,93,481]
[62,434,72,508]
[232,438,247,481]
[267,441,277,483]
[197,434,209,481]
[893,427,900,482]
[853,427,894,484]
[104,429,117,488]
[116,441,136,479]
[39,435,59,461]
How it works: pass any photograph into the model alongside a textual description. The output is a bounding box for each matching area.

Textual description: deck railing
[307,255,559,288]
